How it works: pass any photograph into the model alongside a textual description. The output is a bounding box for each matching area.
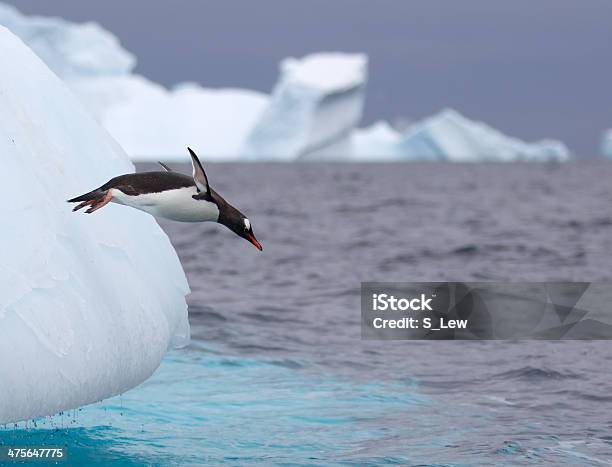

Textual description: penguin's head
[218,204,263,251]
[187,146,263,251]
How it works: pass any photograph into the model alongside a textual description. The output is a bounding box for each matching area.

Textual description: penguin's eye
[243,218,251,231]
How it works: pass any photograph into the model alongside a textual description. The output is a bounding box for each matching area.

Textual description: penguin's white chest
[111,187,219,222]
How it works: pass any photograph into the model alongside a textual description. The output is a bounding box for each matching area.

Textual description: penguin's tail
[67,188,112,214]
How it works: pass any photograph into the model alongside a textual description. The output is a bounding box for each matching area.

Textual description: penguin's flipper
[158,162,173,172]
[187,147,211,196]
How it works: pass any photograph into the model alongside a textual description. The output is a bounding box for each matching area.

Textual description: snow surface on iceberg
[0,26,190,424]
[243,53,367,160]
[353,109,571,161]
[602,130,612,158]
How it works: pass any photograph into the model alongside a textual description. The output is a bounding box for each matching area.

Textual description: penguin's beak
[246,232,263,251]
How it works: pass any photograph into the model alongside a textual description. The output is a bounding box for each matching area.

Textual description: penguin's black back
[101,171,196,196]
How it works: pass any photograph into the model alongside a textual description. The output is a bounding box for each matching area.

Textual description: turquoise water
[3,343,610,466]
[1,349,436,466]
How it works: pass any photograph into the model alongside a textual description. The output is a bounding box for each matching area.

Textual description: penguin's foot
[71,190,112,213]
[72,199,95,212]
[84,190,113,214]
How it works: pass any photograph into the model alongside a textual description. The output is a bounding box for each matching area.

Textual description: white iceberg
[353,109,571,161]
[602,130,612,158]
[243,53,368,160]
[0,3,572,163]
[398,109,570,161]
[0,26,189,424]
[351,121,402,160]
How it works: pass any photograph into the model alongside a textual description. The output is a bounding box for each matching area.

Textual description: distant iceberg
[353,109,571,162]
[398,109,570,161]
[0,26,189,424]
[243,53,367,160]
[0,2,134,79]
[351,121,402,160]
[0,3,572,163]
[602,130,612,158]
[73,77,268,161]
[0,2,268,161]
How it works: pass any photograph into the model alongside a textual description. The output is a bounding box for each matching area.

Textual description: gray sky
[7,0,612,155]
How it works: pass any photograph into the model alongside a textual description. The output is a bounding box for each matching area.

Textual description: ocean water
[2,162,612,466]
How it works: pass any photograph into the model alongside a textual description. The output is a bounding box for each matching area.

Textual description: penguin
[68,147,262,251]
